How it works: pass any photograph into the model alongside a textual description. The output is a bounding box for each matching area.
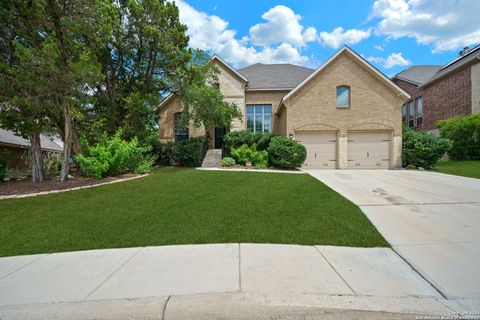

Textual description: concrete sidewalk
[0,244,470,319]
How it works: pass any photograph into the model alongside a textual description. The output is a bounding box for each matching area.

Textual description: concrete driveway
[307,169,480,301]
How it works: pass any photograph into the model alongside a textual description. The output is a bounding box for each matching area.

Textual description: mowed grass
[433,160,480,179]
[0,167,387,257]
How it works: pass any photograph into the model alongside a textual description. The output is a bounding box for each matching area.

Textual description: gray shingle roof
[238,63,314,89]
[393,65,442,85]
[0,128,63,152]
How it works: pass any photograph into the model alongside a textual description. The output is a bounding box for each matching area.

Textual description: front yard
[433,160,480,179]
[0,168,387,257]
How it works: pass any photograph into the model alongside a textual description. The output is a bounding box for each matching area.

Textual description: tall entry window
[174,112,189,142]
[415,97,423,127]
[246,104,272,133]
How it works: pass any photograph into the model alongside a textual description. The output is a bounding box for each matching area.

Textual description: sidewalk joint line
[84,247,143,300]
[314,246,357,295]
[161,295,171,320]
[391,247,448,300]
[0,253,51,281]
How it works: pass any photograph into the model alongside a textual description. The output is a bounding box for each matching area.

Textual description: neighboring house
[392,45,480,132]
[158,46,409,169]
[0,128,63,170]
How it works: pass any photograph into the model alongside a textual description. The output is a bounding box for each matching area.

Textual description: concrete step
[202,149,222,168]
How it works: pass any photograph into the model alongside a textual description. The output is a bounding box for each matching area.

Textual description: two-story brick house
[392,45,480,132]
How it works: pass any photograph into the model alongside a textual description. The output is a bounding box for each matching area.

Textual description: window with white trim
[336,85,350,107]
[246,104,272,133]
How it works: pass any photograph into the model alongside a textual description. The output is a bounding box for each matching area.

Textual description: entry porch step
[202,149,222,168]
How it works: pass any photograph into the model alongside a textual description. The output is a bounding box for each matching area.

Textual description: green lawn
[433,160,480,179]
[0,168,387,257]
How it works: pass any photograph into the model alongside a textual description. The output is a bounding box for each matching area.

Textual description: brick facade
[394,61,477,131]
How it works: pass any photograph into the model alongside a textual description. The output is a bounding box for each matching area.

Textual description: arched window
[174,112,189,142]
[336,85,350,108]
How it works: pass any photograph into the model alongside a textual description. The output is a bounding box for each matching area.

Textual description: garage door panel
[348,132,391,169]
[296,132,337,169]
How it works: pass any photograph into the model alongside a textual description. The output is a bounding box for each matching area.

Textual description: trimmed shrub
[220,157,236,167]
[255,132,274,151]
[437,114,480,160]
[224,130,256,151]
[402,127,452,169]
[157,141,175,165]
[230,144,254,165]
[172,137,206,167]
[267,136,306,169]
[224,130,274,152]
[251,149,268,169]
[0,159,6,181]
[75,131,157,179]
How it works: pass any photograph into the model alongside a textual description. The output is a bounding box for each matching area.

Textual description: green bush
[230,144,269,168]
[172,137,206,167]
[437,114,480,160]
[220,157,236,167]
[402,127,452,169]
[224,130,274,152]
[230,144,254,165]
[252,149,268,169]
[0,159,6,181]
[75,131,157,179]
[267,136,306,169]
[156,141,175,165]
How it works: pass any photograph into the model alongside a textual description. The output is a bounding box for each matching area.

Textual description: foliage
[402,127,452,169]
[84,0,191,143]
[75,131,156,179]
[230,144,254,165]
[173,51,242,131]
[0,159,6,181]
[267,136,307,169]
[156,141,176,166]
[172,137,206,167]
[224,130,274,152]
[437,114,480,160]
[220,157,236,167]
[255,132,274,151]
[230,144,269,167]
[44,153,63,177]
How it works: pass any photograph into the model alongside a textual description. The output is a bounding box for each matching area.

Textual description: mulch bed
[0,173,139,196]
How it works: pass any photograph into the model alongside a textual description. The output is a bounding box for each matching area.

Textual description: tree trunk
[29,132,44,183]
[59,102,73,182]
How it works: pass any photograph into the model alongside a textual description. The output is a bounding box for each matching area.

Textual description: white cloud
[319,27,371,48]
[367,52,411,68]
[249,5,317,47]
[374,44,384,51]
[371,0,480,52]
[176,1,312,67]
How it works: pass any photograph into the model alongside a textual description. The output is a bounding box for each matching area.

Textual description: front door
[214,127,226,149]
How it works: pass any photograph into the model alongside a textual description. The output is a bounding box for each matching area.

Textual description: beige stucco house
[158,46,410,169]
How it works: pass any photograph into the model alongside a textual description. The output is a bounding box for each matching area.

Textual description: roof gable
[282,46,410,103]
[211,55,248,83]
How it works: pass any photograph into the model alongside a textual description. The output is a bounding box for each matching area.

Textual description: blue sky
[176,0,480,76]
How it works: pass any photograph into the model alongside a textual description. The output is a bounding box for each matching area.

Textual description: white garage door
[295,132,337,169]
[348,132,390,169]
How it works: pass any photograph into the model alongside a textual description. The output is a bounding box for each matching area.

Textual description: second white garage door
[295,132,337,169]
[348,132,390,169]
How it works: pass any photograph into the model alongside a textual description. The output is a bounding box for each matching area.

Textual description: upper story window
[415,97,423,127]
[246,104,272,133]
[174,112,189,142]
[336,85,350,108]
